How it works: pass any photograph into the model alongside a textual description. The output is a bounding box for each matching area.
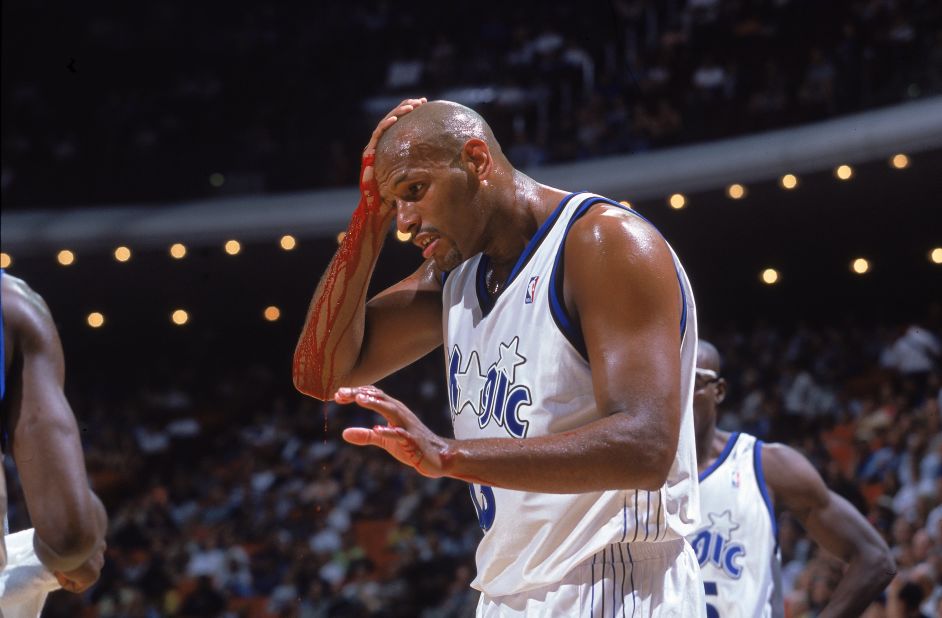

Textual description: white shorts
[0,529,60,618]
[477,538,706,618]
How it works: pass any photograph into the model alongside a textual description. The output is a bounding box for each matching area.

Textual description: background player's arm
[763,443,896,618]
[2,276,107,578]
[293,98,443,400]
[340,209,684,493]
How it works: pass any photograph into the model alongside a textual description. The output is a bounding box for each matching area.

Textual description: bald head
[376,100,502,168]
[697,340,722,373]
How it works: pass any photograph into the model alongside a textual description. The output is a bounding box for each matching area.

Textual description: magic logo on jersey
[691,510,747,579]
[448,336,531,439]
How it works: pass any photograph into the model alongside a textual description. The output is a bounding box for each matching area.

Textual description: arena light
[57,250,75,266]
[171,309,189,325]
[727,184,746,200]
[280,235,297,251]
[930,247,942,264]
[780,174,798,190]
[170,243,187,259]
[395,230,411,242]
[209,173,225,187]
[224,240,241,255]
[835,164,853,181]
[337,232,347,244]
[86,312,105,328]
[0,252,11,269]
[114,246,132,262]
[669,193,686,209]
[619,200,633,209]
[891,154,910,169]
[760,268,780,285]
[851,257,870,274]
[264,306,281,322]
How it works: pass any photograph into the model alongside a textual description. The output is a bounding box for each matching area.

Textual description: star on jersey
[448,338,532,438]
[708,510,740,543]
[495,337,526,383]
[455,351,488,415]
[691,510,747,578]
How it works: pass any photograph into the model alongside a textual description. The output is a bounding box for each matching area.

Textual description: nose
[396,201,420,237]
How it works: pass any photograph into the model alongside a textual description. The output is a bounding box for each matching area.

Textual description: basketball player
[1,272,107,615]
[294,99,705,615]
[690,340,895,617]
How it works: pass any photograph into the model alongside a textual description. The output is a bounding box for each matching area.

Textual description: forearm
[442,411,673,493]
[820,548,896,618]
[32,491,105,573]
[293,205,391,399]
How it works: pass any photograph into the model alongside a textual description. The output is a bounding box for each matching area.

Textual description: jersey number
[704,581,720,618]
[469,483,495,531]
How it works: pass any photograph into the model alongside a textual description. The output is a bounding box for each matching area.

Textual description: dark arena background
[2,1,941,617]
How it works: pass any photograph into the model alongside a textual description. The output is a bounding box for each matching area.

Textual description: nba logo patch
[525,276,539,304]
[731,470,740,488]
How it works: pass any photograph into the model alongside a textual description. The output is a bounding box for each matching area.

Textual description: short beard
[437,246,465,272]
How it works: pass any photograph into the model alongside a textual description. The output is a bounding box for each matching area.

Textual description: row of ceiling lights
[5,242,940,273]
[663,155,910,210]
[0,153,921,271]
[69,248,938,330]
[83,305,284,329]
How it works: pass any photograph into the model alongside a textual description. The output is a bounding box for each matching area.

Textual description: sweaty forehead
[375,136,455,186]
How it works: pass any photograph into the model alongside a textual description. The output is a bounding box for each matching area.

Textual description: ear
[461,138,492,180]
[714,378,727,405]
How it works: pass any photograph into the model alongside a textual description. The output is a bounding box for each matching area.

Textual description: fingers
[362,97,428,157]
[342,425,396,447]
[334,385,383,404]
[336,386,405,426]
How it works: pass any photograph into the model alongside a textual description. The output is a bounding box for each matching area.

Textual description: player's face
[692,367,724,432]
[376,148,486,272]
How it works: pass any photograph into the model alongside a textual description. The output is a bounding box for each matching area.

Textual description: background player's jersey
[442,192,700,597]
[690,432,784,618]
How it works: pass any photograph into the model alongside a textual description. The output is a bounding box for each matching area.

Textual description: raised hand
[335,385,450,478]
[360,98,427,214]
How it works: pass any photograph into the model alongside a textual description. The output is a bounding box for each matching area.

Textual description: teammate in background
[690,339,895,617]
[1,272,107,614]
[294,98,704,615]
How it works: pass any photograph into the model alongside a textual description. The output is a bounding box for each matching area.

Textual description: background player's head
[373,101,510,270]
[694,340,727,439]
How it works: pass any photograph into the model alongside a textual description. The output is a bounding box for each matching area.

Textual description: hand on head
[360,98,427,214]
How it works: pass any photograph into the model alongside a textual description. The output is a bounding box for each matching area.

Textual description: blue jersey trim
[548,197,688,362]
[699,432,741,482]
[754,440,779,539]
[547,197,603,359]
[473,192,578,317]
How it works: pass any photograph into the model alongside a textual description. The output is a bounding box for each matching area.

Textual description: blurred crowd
[2,308,938,617]
[3,0,941,207]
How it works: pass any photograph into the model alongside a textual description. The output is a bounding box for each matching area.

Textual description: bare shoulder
[2,274,57,350]
[760,442,829,511]
[565,203,673,272]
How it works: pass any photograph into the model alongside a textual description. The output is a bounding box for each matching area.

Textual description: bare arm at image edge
[2,275,107,584]
[763,443,896,618]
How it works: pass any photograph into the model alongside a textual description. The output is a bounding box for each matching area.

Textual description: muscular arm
[293,99,443,400]
[763,444,896,618]
[2,275,107,573]
[341,208,685,493]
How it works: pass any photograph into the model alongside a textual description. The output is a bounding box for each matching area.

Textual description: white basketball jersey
[442,192,700,597]
[690,432,784,618]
